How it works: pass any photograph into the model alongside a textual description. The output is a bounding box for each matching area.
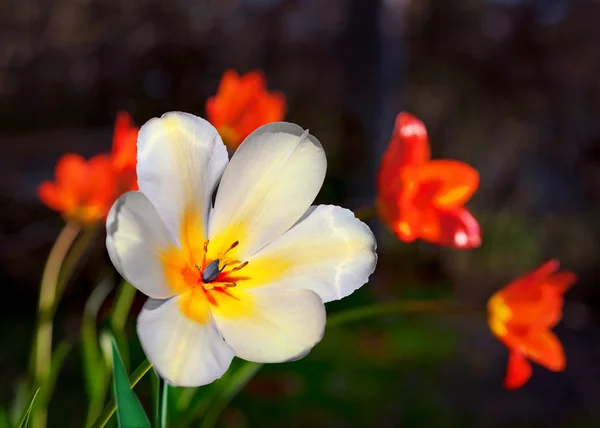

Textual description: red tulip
[377,112,480,249]
[487,260,576,389]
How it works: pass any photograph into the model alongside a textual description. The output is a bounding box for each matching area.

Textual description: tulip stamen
[199,239,210,269]
[231,261,248,272]
[224,240,239,255]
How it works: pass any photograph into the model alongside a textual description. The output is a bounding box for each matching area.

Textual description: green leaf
[111,340,150,428]
[15,388,39,428]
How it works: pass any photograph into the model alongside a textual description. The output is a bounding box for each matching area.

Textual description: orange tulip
[487,260,576,389]
[39,112,139,225]
[377,112,481,249]
[206,70,286,150]
[38,154,117,225]
[110,111,139,192]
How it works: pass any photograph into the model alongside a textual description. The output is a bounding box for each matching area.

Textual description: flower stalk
[31,222,81,428]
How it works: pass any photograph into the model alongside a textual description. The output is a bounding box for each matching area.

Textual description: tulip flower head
[377,112,481,249]
[487,260,576,389]
[106,112,377,386]
[38,154,117,226]
[38,112,139,225]
[206,70,286,150]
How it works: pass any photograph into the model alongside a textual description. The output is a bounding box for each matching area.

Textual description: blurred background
[1,0,600,426]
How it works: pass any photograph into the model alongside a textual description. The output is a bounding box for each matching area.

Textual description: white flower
[106,112,377,387]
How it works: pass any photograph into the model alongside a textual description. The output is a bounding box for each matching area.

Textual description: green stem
[89,359,153,428]
[154,378,168,428]
[82,280,114,428]
[110,281,137,332]
[327,299,483,327]
[54,226,97,310]
[31,222,81,428]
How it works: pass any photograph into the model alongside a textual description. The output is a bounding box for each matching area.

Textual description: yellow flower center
[159,207,293,324]
[487,294,512,337]
[161,236,252,323]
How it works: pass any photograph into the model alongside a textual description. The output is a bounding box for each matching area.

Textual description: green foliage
[82,280,113,427]
[226,314,461,428]
[111,341,150,428]
[15,388,39,428]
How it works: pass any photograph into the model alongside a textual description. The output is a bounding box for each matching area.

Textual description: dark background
[1,0,600,426]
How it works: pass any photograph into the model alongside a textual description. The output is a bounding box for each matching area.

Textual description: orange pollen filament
[184,239,249,292]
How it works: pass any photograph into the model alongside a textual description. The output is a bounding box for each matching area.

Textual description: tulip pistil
[197,239,249,289]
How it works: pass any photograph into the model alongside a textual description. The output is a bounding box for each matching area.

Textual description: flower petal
[546,271,577,294]
[419,207,481,249]
[38,181,67,212]
[530,259,560,280]
[55,153,90,198]
[504,351,532,390]
[137,112,228,244]
[211,288,326,363]
[243,205,377,302]
[111,111,138,173]
[137,296,235,387]
[498,261,575,329]
[209,122,326,259]
[106,191,176,299]
[415,160,479,207]
[381,112,430,172]
[520,330,566,372]
[206,71,265,131]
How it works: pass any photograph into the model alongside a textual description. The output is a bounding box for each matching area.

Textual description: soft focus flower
[106,112,377,386]
[38,154,116,225]
[206,70,286,150]
[487,260,576,389]
[110,111,139,192]
[377,112,481,249]
[39,112,139,225]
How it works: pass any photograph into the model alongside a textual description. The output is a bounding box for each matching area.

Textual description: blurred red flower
[38,112,139,225]
[38,154,116,225]
[376,112,481,249]
[110,111,139,192]
[487,260,576,389]
[206,70,286,150]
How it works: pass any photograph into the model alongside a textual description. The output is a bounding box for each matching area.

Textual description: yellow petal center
[159,208,292,324]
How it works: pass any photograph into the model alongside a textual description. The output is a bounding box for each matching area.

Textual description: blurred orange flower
[206,70,286,150]
[377,112,481,249]
[38,112,139,225]
[487,260,576,389]
[38,154,117,225]
[110,111,139,192]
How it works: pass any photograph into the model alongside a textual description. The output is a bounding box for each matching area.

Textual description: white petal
[209,122,326,259]
[211,288,326,363]
[106,191,175,299]
[137,296,235,387]
[248,205,377,302]
[137,112,228,244]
